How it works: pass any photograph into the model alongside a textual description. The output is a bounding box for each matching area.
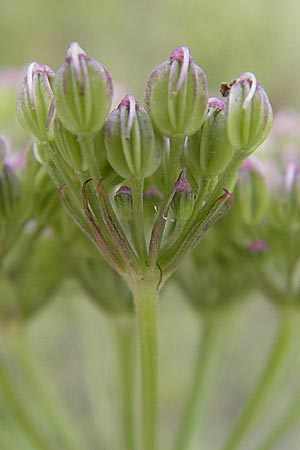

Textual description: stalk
[48,142,82,197]
[220,308,300,450]
[147,135,184,268]
[160,152,243,271]
[132,283,158,450]
[77,133,100,182]
[167,135,185,194]
[173,312,227,450]
[188,177,212,225]
[115,315,137,450]
[162,220,185,250]
[131,177,147,260]
[255,395,300,450]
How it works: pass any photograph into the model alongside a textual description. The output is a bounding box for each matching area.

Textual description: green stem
[159,177,211,262]
[188,176,212,224]
[220,309,300,450]
[48,143,88,229]
[77,133,100,182]
[133,283,158,450]
[167,135,184,191]
[190,151,241,230]
[95,181,137,270]
[159,153,243,275]
[115,315,137,450]
[48,142,81,195]
[147,135,184,267]
[147,187,176,269]
[9,324,85,450]
[173,311,228,450]
[255,395,300,450]
[0,354,51,450]
[131,177,147,260]
[162,220,185,251]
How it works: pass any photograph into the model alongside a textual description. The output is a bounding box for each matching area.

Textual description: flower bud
[145,46,208,137]
[17,62,55,142]
[171,176,194,221]
[222,72,273,154]
[236,158,269,225]
[54,42,113,135]
[114,185,132,222]
[186,97,234,180]
[104,95,160,179]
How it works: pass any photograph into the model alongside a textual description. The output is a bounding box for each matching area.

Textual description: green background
[0,0,299,107]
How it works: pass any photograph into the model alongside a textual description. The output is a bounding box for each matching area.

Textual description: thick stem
[220,309,300,450]
[255,395,300,450]
[173,311,229,450]
[115,315,137,450]
[133,284,158,450]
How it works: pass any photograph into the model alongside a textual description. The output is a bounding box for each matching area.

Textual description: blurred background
[1,0,300,136]
[0,0,300,449]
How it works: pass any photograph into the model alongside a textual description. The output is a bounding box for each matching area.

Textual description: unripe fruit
[145,46,208,137]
